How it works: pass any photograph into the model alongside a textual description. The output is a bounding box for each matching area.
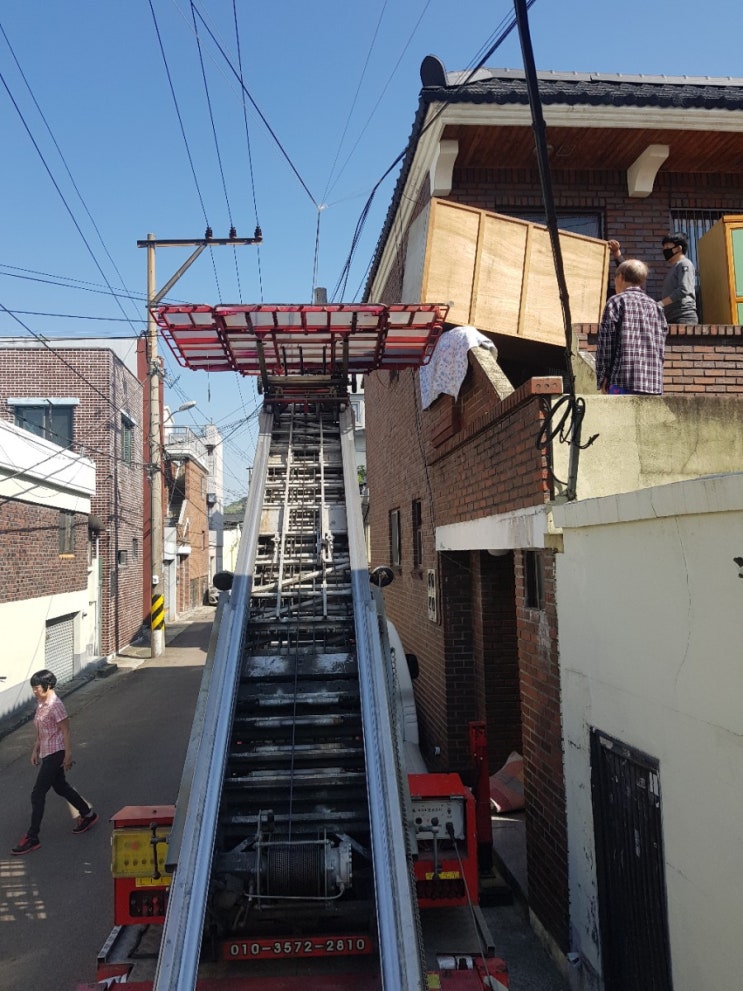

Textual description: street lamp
[163,400,197,425]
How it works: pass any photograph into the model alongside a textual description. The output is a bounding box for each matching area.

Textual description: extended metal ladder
[156,404,423,991]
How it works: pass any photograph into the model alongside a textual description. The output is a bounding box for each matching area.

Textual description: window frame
[58,510,75,555]
[121,414,134,464]
[412,499,423,571]
[13,401,75,448]
[389,508,402,568]
[524,550,545,610]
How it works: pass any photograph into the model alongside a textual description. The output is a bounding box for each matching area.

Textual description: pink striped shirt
[35,692,68,758]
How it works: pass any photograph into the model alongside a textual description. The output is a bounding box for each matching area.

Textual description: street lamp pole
[140,229,261,657]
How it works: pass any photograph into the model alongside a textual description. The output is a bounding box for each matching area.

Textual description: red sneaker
[12,835,41,855]
[72,811,98,834]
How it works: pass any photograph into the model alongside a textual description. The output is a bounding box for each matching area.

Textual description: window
[669,208,725,276]
[121,415,134,464]
[389,509,402,567]
[412,499,423,570]
[117,549,128,567]
[58,511,74,555]
[503,210,602,240]
[525,550,544,609]
[14,402,74,448]
[132,537,139,560]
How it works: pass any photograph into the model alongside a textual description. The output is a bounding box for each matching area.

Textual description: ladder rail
[340,407,425,991]
[153,411,274,991]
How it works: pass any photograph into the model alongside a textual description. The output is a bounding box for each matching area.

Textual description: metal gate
[590,730,673,991]
[45,613,75,684]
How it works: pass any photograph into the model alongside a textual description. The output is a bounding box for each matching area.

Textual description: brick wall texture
[0,500,89,599]
[576,323,743,393]
[165,456,210,613]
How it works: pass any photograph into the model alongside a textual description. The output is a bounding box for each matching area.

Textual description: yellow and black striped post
[151,593,165,633]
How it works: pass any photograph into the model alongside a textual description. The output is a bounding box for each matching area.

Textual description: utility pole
[140,228,262,656]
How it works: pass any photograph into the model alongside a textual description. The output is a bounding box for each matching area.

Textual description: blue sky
[1,1,740,502]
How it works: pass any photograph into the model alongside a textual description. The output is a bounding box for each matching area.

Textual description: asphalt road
[0,614,212,991]
[0,605,568,991]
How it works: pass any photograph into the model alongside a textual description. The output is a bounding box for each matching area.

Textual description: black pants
[29,750,90,839]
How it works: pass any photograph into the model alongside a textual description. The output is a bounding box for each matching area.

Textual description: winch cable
[514,0,598,501]
[448,829,493,974]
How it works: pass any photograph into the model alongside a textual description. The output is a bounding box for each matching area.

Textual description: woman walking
[11,669,97,855]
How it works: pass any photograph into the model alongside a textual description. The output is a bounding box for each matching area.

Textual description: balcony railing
[164,426,208,470]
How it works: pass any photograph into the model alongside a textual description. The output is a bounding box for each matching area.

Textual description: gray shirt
[662,256,698,324]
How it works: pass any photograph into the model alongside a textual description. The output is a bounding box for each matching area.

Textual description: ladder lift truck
[88,303,508,991]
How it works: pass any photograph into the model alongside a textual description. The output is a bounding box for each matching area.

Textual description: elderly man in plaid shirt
[596,258,668,395]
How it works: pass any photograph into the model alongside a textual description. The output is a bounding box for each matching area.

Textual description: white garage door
[45,614,75,684]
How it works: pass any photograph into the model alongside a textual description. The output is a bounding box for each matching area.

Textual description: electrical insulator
[229,226,237,239]
[205,226,213,240]
[254,226,263,241]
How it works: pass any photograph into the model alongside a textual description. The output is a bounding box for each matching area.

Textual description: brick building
[363,64,743,983]
[0,338,148,663]
[0,420,95,723]
[163,425,210,617]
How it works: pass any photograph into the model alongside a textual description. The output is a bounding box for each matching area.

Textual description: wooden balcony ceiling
[443,122,743,174]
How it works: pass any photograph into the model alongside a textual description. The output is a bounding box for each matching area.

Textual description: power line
[320,0,390,206]
[324,0,433,205]
[148,0,211,232]
[5,309,146,324]
[0,60,145,333]
[189,0,242,299]
[0,18,142,332]
[232,0,263,301]
[187,0,319,211]
[0,301,151,427]
[333,0,539,301]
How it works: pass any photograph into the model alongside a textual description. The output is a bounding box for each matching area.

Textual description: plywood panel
[561,233,610,325]
[472,213,528,336]
[422,200,480,325]
[423,198,608,345]
[520,226,564,344]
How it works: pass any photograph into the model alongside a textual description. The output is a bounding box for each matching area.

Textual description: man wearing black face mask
[607,233,698,324]
[659,231,698,324]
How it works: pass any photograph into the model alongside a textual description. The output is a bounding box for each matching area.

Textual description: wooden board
[422,200,480,326]
[421,199,609,345]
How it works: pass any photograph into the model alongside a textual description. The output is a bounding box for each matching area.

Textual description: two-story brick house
[0,337,148,665]
[363,63,743,988]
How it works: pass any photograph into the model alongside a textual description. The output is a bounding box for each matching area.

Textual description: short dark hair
[30,669,57,691]
[662,230,688,253]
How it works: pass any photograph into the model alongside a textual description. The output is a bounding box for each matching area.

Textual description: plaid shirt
[596,286,667,394]
[35,691,68,758]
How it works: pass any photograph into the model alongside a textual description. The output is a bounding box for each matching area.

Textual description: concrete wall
[551,394,743,502]
[552,473,743,991]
